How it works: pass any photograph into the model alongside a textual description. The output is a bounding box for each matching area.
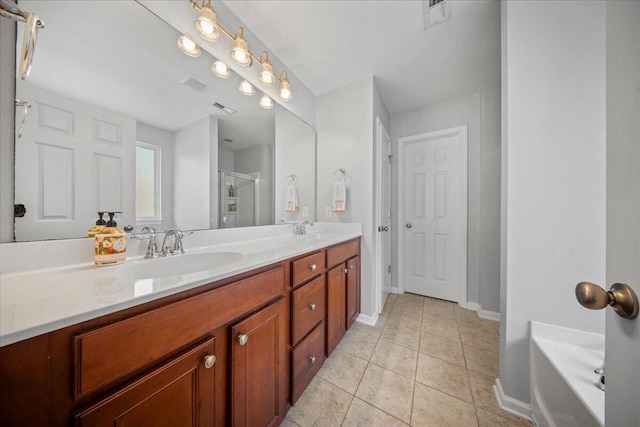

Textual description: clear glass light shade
[177,35,201,57]
[195,15,220,41]
[211,60,231,78]
[239,80,255,96]
[230,29,252,66]
[259,93,274,110]
[278,79,293,101]
[258,61,274,86]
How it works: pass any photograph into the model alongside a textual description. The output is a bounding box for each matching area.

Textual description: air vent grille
[212,102,236,115]
[179,76,209,93]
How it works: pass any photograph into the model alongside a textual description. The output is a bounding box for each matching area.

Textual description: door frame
[397,125,468,304]
[375,117,392,314]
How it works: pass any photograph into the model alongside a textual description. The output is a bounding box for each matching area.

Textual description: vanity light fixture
[258,52,274,86]
[230,27,252,67]
[177,35,201,57]
[211,60,231,78]
[187,1,293,100]
[239,80,255,96]
[277,71,293,102]
[259,93,274,110]
[193,0,220,41]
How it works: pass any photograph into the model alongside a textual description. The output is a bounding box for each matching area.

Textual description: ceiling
[224,0,501,115]
[20,0,276,150]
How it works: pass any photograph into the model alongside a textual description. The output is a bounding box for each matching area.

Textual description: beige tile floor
[284,293,533,427]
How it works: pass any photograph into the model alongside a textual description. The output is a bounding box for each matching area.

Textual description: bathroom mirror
[11,0,316,242]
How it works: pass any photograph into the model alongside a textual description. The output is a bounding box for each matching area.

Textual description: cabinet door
[326,264,346,356]
[346,255,360,330]
[231,298,287,427]
[74,337,216,427]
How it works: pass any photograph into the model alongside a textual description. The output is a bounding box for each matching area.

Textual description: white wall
[316,76,389,319]
[218,147,235,172]
[136,122,175,231]
[173,116,218,230]
[0,19,15,243]
[275,109,316,224]
[391,85,501,314]
[500,0,606,408]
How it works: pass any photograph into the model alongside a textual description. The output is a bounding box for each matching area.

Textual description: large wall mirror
[11,0,316,242]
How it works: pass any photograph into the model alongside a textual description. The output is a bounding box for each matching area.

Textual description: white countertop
[0,224,361,347]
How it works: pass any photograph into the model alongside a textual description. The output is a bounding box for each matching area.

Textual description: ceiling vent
[212,102,236,115]
[180,75,209,93]
[423,0,451,30]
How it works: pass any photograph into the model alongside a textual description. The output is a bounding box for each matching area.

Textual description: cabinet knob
[343,268,348,274]
[309,303,316,311]
[203,354,216,369]
[309,264,317,271]
[350,265,355,269]
[238,334,249,346]
[309,356,316,364]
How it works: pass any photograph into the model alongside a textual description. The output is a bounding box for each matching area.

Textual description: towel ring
[333,168,349,183]
[287,174,297,185]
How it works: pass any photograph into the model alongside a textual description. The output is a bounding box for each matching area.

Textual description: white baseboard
[458,301,501,321]
[478,308,500,321]
[356,312,378,326]
[390,286,401,294]
[494,378,533,421]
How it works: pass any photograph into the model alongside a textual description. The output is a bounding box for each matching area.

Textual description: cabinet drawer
[326,239,359,268]
[292,251,325,287]
[74,337,216,427]
[291,275,326,345]
[74,266,285,399]
[291,321,325,404]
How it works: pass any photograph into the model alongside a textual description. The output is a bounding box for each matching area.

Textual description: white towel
[332,181,346,212]
[285,182,298,212]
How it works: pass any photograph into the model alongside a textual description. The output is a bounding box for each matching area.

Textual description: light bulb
[177,35,201,57]
[259,70,274,85]
[230,27,252,67]
[239,80,255,96]
[211,60,231,78]
[259,94,274,110]
[194,5,220,41]
[258,52,274,86]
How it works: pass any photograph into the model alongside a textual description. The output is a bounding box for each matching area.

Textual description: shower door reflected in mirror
[219,171,261,229]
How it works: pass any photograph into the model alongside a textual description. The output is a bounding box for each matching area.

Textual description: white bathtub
[530,321,605,426]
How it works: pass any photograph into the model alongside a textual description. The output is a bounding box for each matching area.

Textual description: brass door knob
[203,354,216,369]
[238,334,249,345]
[575,282,638,319]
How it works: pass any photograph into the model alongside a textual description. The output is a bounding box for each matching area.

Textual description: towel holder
[333,168,349,183]
[287,174,297,185]
[15,98,31,139]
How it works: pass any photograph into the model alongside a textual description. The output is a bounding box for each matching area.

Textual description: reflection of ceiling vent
[180,76,209,93]
[424,0,451,30]
[212,102,236,115]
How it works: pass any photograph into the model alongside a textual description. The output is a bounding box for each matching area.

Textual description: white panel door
[376,118,392,313]
[400,127,467,302]
[604,2,640,424]
[15,82,135,241]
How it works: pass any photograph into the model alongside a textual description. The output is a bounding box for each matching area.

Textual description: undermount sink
[129,252,243,280]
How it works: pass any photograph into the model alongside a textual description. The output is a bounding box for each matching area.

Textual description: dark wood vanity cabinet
[0,237,361,426]
[231,298,287,427]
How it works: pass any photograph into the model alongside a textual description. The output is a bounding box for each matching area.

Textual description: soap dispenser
[95,212,127,265]
[87,212,107,237]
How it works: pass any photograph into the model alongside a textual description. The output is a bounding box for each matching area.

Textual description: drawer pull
[309,303,317,311]
[309,356,316,364]
[203,354,216,369]
[343,268,348,274]
[309,264,317,271]
[238,334,249,346]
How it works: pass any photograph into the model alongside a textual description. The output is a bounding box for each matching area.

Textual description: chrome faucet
[141,226,160,259]
[293,221,314,235]
[161,229,188,256]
